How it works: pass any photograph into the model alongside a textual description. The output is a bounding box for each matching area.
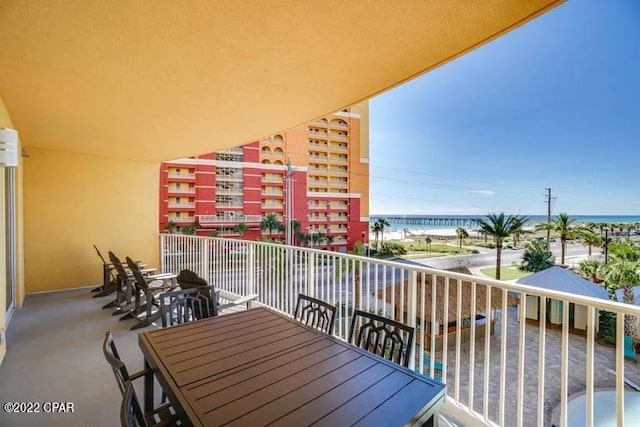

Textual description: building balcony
[308,203,328,210]
[261,176,283,183]
[3,234,637,427]
[308,142,328,151]
[308,130,328,139]
[329,216,348,222]
[215,203,243,208]
[199,214,262,224]
[329,156,348,164]
[329,203,348,210]
[329,144,348,153]
[329,121,348,129]
[329,133,348,141]
[168,216,194,223]
[309,216,327,222]
[261,204,284,210]
[167,187,196,194]
[167,172,195,179]
[167,202,195,209]
[260,191,283,197]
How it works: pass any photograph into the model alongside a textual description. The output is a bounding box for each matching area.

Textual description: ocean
[369,215,640,233]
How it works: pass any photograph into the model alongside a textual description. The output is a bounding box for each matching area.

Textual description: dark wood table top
[139,306,446,427]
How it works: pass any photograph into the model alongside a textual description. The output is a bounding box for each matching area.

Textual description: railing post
[159,234,165,273]
[407,270,418,370]
[306,251,316,298]
[247,244,256,297]
[202,238,210,284]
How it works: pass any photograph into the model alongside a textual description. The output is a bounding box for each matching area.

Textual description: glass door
[4,167,16,323]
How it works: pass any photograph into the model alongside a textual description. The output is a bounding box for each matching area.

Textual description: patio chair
[293,294,337,334]
[92,244,117,298]
[176,269,258,314]
[108,251,137,315]
[125,257,177,330]
[121,381,182,427]
[160,286,216,327]
[348,310,415,368]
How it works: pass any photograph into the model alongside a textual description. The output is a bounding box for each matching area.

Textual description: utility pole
[545,187,552,250]
[285,157,295,246]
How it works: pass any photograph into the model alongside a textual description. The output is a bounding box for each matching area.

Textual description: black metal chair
[125,257,177,330]
[160,286,216,327]
[293,294,337,334]
[120,381,182,427]
[102,331,152,394]
[348,310,415,368]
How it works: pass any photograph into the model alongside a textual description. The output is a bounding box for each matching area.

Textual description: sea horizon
[369,214,640,232]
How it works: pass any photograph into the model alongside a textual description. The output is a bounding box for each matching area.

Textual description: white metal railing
[199,214,262,224]
[168,217,193,223]
[167,202,195,208]
[167,172,195,179]
[262,177,283,183]
[168,187,195,194]
[159,235,640,427]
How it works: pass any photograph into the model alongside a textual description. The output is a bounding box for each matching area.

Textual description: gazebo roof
[378,267,517,322]
[516,266,609,300]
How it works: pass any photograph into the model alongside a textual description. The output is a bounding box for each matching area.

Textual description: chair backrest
[94,244,108,266]
[102,331,132,394]
[160,286,216,327]
[109,251,130,284]
[294,294,337,334]
[348,310,415,368]
[120,381,147,427]
[176,269,217,318]
[126,256,150,291]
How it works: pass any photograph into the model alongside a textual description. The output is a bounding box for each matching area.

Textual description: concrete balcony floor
[0,287,176,427]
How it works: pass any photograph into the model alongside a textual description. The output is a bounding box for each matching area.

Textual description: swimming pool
[562,390,640,426]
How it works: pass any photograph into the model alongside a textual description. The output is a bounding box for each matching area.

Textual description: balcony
[308,130,328,139]
[329,203,348,210]
[167,171,195,179]
[198,214,262,224]
[329,133,347,141]
[329,156,348,164]
[167,187,195,194]
[261,204,283,210]
[329,144,348,153]
[167,202,195,209]
[261,176,283,183]
[168,216,194,223]
[3,234,638,427]
[309,216,327,222]
[260,190,283,197]
[156,235,640,427]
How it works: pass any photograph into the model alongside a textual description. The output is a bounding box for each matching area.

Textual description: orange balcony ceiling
[0,0,562,162]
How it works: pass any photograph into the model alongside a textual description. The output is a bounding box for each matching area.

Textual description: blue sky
[369,0,640,216]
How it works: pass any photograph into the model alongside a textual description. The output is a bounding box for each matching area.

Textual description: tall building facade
[159,102,369,251]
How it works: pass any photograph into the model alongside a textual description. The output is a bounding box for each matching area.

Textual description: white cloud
[469,190,496,197]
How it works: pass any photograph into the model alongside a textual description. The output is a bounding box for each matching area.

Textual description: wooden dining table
[139,306,446,427]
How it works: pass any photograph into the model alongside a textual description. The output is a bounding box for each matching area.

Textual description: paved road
[409,241,599,271]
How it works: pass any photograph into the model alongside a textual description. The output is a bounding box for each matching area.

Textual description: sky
[369,0,640,216]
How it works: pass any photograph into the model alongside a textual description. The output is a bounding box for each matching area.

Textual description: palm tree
[578,229,602,257]
[371,222,382,251]
[455,227,469,248]
[474,213,527,280]
[325,234,335,251]
[577,259,605,284]
[233,222,248,239]
[537,212,576,265]
[260,212,283,241]
[520,239,554,272]
[377,218,391,248]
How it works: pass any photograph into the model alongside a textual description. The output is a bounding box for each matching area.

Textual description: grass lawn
[386,239,477,257]
[480,265,530,281]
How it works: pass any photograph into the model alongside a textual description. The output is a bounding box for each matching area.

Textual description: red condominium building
[159,102,369,251]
